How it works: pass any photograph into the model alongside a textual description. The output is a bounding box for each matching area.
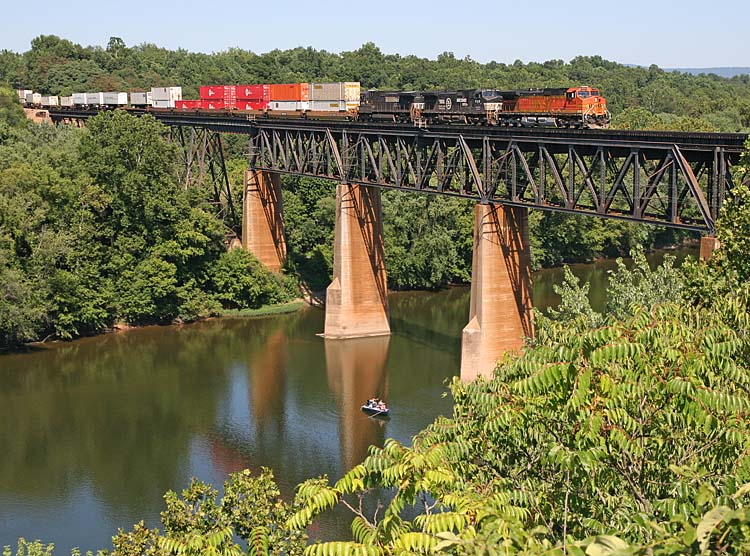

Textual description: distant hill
[666,67,750,78]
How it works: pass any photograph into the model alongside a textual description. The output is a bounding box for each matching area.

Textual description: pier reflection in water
[325,336,390,470]
[0,246,696,551]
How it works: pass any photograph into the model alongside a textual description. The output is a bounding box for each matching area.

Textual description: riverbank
[219,300,306,318]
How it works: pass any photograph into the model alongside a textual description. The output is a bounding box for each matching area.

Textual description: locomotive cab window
[567,91,576,100]
[578,90,590,98]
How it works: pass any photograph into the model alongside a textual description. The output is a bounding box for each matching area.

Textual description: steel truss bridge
[49,108,748,233]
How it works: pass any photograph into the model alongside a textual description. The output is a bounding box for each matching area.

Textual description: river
[0,246,697,551]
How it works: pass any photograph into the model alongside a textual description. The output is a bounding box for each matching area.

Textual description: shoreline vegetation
[219,300,307,318]
[3,240,696,353]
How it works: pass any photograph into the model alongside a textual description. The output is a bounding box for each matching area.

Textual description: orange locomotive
[501,86,610,128]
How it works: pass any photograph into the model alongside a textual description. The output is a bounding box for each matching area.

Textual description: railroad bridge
[49,109,748,380]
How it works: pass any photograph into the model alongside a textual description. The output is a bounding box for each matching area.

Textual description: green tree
[210,249,291,309]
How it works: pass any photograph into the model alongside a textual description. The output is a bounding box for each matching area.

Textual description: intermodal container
[72,93,86,105]
[151,87,182,102]
[202,100,236,110]
[60,96,74,108]
[85,92,104,105]
[309,100,348,112]
[17,89,32,102]
[236,84,270,101]
[270,100,309,111]
[25,92,42,105]
[269,83,309,101]
[236,100,270,111]
[175,100,203,109]
[40,96,59,107]
[309,82,360,102]
[152,99,179,109]
[130,92,152,106]
[103,92,128,105]
[199,86,236,100]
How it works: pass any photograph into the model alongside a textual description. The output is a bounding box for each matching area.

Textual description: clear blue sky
[2,0,748,68]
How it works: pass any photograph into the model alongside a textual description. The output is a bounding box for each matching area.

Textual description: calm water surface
[0,246,696,551]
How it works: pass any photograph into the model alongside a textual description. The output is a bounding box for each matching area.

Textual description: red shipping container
[269,83,309,101]
[202,100,236,110]
[199,85,237,100]
[236,84,270,101]
[175,100,202,109]
[236,100,270,111]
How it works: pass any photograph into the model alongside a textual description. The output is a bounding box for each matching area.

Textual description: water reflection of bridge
[208,326,389,479]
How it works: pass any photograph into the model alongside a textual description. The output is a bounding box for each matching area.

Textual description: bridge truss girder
[248,127,737,232]
[172,126,239,235]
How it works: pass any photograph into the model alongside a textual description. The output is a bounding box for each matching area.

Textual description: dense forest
[1,35,749,349]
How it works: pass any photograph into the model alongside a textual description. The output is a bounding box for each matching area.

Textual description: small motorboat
[361,398,390,417]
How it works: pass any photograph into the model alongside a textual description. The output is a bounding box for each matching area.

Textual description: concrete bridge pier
[700,236,720,261]
[460,204,534,382]
[242,169,286,272]
[324,183,390,338]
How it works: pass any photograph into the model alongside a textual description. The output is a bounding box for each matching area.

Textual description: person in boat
[366,398,387,411]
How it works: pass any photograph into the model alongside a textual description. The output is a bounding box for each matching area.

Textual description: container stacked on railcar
[130,92,152,107]
[151,87,182,109]
[236,84,270,111]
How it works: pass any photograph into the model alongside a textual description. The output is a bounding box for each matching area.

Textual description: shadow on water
[0,245,697,551]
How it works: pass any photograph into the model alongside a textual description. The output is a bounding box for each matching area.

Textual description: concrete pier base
[324,183,390,338]
[242,170,286,272]
[700,236,720,261]
[460,204,533,382]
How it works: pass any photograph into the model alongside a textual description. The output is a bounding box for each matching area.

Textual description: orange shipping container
[269,83,309,101]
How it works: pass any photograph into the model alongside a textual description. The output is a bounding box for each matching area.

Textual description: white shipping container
[152,99,177,109]
[270,101,309,111]
[85,92,104,105]
[17,89,32,102]
[103,92,128,105]
[151,87,182,102]
[72,93,87,105]
[40,96,59,107]
[60,96,74,107]
[310,100,347,111]
[130,92,152,105]
[25,92,42,105]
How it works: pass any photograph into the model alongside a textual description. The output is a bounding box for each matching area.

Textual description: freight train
[17,83,611,128]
